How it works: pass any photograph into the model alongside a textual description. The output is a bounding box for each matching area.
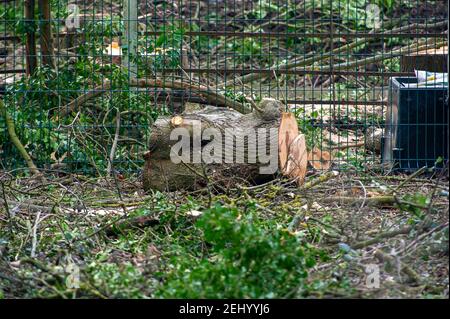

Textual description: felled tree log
[143,99,308,191]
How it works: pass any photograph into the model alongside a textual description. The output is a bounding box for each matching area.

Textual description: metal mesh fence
[0,0,448,176]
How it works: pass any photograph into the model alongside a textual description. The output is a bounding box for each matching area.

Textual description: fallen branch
[59,81,111,117]
[392,166,428,193]
[400,222,449,255]
[129,78,251,114]
[233,21,448,84]
[351,225,414,249]
[0,99,43,178]
[105,215,160,236]
[319,195,433,209]
[374,249,422,284]
[0,199,60,213]
[143,99,282,191]
[59,78,251,117]
[309,39,447,72]
[323,195,398,206]
[302,170,339,190]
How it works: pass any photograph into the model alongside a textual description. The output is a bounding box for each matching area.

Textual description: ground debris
[0,168,448,298]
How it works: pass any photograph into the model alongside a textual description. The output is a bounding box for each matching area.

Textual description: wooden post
[38,0,55,68]
[123,0,138,77]
[400,54,448,73]
[24,0,37,75]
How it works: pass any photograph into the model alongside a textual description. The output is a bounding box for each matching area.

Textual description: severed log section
[143,98,308,191]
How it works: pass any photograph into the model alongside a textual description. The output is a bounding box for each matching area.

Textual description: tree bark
[143,99,286,191]
[401,54,448,73]
[38,0,55,69]
[24,0,37,75]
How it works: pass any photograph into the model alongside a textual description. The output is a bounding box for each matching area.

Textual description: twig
[374,249,422,284]
[392,166,427,193]
[399,222,449,256]
[351,225,414,249]
[302,171,339,190]
[107,110,121,178]
[105,215,159,236]
[30,211,42,258]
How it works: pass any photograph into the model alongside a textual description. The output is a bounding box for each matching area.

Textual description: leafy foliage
[0,2,23,33]
[158,203,323,298]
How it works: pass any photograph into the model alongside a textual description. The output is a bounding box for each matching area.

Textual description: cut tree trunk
[278,113,299,173]
[143,99,308,191]
[285,134,308,185]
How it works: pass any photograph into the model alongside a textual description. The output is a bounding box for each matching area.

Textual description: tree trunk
[143,99,307,191]
[24,0,37,75]
[401,51,448,73]
[38,0,55,68]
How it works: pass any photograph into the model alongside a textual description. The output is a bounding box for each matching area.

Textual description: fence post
[123,0,138,77]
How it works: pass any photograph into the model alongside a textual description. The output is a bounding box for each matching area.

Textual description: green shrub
[157,203,321,298]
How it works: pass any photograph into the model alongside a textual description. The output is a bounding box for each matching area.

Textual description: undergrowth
[157,202,327,298]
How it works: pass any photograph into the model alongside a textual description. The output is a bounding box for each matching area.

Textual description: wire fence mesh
[0,0,448,177]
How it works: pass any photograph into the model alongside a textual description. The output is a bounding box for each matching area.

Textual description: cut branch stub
[278,112,299,173]
[170,116,184,127]
[308,147,332,170]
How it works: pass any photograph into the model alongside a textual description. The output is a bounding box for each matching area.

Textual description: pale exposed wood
[278,112,299,173]
[170,116,184,127]
[284,134,308,185]
[416,45,448,55]
[308,147,332,170]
